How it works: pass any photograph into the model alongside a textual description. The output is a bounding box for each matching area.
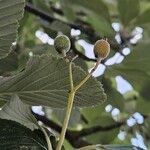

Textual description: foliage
[0,0,150,150]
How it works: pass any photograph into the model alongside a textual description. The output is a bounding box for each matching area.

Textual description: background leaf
[118,0,140,26]
[0,94,38,130]
[0,0,25,58]
[106,42,150,90]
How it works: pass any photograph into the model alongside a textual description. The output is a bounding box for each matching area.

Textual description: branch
[70,38,106,64]
[25,3,94,38]
[33,112,125,148]
[25,3,120,51]
[73,121,125,138]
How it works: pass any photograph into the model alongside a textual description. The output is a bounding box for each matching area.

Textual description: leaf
[0,55,106,108]
[101,77,124,111]
[18,44,57,70]
[81,106,114,126]
[32,0,51,14]
[106,43,150,91]
[136,8,150,25]
[60,0,114,36]
[103,145,145,150]
[0,99,5,107]
[118,0,140,26]
[85,128,119,144]
[61,0,111,22]
[46,108,81,127]
[85,13,114,36]
[50,21,71,35]
[136,97,150,114]
[0,0,25,58]
[19,13,41,47]
[0,119,47,150]
[0,94,38,130]
[0,51,18,73]
[76,145,144,150]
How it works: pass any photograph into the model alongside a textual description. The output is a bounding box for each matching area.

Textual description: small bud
[54,35,71,56]
[94,39,110,59]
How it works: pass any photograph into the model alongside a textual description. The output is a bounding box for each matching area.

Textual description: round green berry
[54,35,71,54]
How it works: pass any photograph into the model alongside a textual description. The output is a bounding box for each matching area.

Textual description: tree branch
[25,3,94,38]
[25,3,120,51]
[33,112,125,148]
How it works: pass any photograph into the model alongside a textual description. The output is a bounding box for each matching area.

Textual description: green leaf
[136,97,150,114]
[50,21,71,35]
[32,0,51,14]
[46,108,81,127]
[76,144,144,150]
[0,99,5,107]
[81,106,114,126]
[61,0,111,21]
[136,7,150,25]
[0,94,38,130]
[85,13,114,36]
[18,44,57,70]
[0,51,18,74]
[0,119,47,150]
[0,0,25,58]
[19,13,41,47]
[106,43,150,90]
[0,55,106,108]
[60,0,114,36]
[103,145,145,150]
[85,128,119,144]
[118,0,140,26]
[101,77,124,111]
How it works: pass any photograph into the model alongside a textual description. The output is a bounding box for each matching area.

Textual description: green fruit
[54,35,71,54]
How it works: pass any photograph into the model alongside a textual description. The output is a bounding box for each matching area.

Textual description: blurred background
[4,0,150,149]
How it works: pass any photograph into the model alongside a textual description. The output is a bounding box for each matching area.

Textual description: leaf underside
[0,119,47,150]
[0,55,106,108]
[0,94,38,130]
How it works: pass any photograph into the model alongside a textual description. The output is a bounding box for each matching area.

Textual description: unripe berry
[94,39,110,59]
[54,35,71,55]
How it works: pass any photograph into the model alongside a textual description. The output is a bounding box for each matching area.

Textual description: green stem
[74,57,102,92]
[56,62,75,150]
[69,62,74,91]
[40,126,53,150]
[56,91,75,150]
[56,57,101,150]
[76,144,105,150]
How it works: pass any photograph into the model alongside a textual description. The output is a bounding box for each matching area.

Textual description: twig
[25,3,120,51]
[40,126,53,150]
[56,61,75,150]
[76,144,105,150]
[33,112,125,148]
[74,57,102,92]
